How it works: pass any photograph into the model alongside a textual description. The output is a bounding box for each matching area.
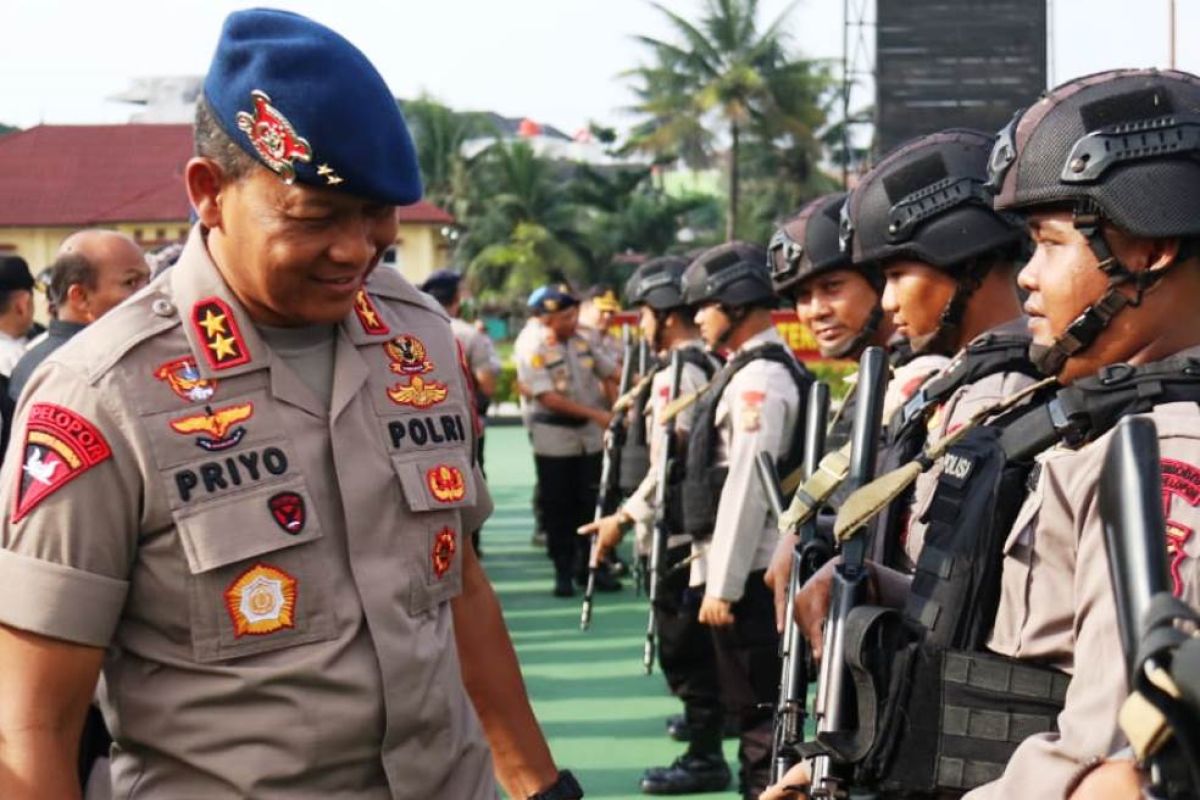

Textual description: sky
[0,0,1197,135]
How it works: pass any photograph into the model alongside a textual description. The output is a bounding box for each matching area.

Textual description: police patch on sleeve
[225,563,297,636]
[1162,458,1200,597]
[432,527,457,579]
[13,404,113,523]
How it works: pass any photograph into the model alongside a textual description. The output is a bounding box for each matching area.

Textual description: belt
[533,412,589,429]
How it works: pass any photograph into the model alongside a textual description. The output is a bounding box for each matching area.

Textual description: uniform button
[152,298,177,317]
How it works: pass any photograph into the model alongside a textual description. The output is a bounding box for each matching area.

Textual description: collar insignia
[236,90,312,183]
[192,298,250,370]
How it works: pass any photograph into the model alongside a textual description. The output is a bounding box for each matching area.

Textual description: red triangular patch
[13,404,112,523]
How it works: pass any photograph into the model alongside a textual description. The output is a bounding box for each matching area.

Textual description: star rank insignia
[236,90,312,183]
[432,527,457,579]
[225,563,298,637]
[192,298,250,370]
[353,289,390,336]
[317,163,344,186]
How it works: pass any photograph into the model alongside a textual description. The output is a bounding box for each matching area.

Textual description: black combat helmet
[988,69,1200,374]
[625,255,692,311]
[681,242,773,309]
[769,192,875,298]
[843,129,1023,353]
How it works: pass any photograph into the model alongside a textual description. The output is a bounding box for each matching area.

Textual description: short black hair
[48,252,97,307]
[0,289,28,315]
[194,96,258,181]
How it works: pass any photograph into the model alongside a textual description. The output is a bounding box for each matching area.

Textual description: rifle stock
[644,350,685,673]
[581,326,636,630]
[811,347,887,797]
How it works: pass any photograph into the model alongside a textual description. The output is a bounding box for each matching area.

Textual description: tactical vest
[869,332,1040,569]
[618,348,717,494]
[839,354,1200,796]
[678,343,812,539]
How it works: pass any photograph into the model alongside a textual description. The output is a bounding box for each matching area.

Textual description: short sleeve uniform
[516,329,616,457]
[0,227,496,799]
[967,379,1200,799]
[450,317,499,380]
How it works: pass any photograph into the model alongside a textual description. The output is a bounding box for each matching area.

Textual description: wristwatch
[527,770,584,800]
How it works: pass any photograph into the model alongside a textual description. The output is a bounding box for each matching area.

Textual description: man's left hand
[698,596,734,627]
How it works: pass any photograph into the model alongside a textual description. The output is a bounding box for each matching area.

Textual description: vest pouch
[871,643,1069,796]
[619,438,650,494]
[681,465,727,539]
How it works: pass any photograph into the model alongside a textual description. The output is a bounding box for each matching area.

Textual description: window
[381,246,400,269]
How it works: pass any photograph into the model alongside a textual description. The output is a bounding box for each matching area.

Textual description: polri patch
[192,297,250,370]
[269,491,306,535]
[426,464,466,503]
[225,563,297,637]
[169,403,254,451]
[154,356,218,403]
[353,289,390,336]
[432,527,457,579]
[13,404,113,523]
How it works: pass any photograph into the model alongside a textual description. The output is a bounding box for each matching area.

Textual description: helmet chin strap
[1030,201,1172,376]
[828,304,883,360]
[715,304,750,349]
[907,262,988,356]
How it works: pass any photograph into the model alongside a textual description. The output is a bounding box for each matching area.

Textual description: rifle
[644,350,685,673]
[765,382,832,784]
[637,334,651,379]
[580,327,637,630]
[810,346,888,798]
[1102,417,1200,797]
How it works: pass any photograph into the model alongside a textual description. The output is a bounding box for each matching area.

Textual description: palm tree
[625,0,831,240]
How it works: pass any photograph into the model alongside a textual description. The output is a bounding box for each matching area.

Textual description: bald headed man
[9,230,148,401]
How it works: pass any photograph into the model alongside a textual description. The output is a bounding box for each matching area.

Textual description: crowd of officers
[515,68,1200,800]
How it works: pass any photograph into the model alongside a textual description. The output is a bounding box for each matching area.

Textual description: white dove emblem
[23,449,61,485]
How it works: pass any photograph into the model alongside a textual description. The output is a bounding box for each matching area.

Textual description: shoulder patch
[1162,458,1200,597]
[13,404,113,523]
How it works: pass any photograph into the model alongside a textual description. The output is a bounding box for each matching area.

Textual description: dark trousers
[534,452,602,580]
[471,432,486,554]
[710,570,780,799]
[656,543,724,756]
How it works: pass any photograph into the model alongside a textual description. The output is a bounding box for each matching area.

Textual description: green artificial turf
[482,425,741,799]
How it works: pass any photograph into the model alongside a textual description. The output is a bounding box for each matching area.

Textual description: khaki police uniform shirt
[967,356,1200,798]
[694,328,802,600]
[903,317,1038,569]
[516,326,617,457]
[0,228,496,799]
[450,317,500,380]
[514,317,545,428]
[622,341,712,551]
[579,323,623,367]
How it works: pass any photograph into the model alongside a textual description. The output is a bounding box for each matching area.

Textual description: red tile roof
[0,124,453,227]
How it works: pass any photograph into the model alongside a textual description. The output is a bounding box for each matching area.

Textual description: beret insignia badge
[432,527,457,579]
[426,464,466,504]
[13,404,113,523]
[236,90,312,183]
[225,563,297,637]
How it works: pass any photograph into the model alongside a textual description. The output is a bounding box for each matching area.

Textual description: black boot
[553,573,576,598]
[665,713,690,742]
[639,752,731,795]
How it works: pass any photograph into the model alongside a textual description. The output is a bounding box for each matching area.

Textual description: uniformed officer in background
[517,282,621,597]
[0,9,581,800]
[678,243,810,800]
[581,255,729,795]
[514,306,551,549]
[578,285,625,367]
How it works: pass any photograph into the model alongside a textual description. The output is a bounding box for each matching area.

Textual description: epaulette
[50,282,181,386]
[365,267,450,322]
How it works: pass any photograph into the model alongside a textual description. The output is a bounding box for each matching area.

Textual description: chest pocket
[390,448,474,613]
[173,479,335,663]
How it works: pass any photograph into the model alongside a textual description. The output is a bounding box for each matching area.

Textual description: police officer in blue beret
[0,9,580,800]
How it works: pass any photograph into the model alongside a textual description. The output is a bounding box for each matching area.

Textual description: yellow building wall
[395,223,451,285]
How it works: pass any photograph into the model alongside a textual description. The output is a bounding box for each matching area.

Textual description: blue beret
[420,269,462,303]
[528,283,579,315]
[203,8,422,205]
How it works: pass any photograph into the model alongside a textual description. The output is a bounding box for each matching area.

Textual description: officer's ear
[1107,224,1180,276]
[184,157,230,232]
